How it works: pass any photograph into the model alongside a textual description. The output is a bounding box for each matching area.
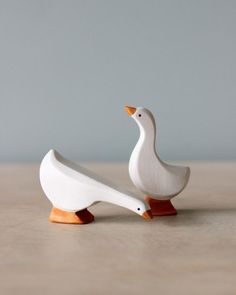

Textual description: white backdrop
[0,0,236,162]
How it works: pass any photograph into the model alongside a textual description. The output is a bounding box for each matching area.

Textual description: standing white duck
[40,149,152,224]
[125,106,190,216]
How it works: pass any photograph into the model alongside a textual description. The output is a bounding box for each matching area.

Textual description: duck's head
[124,106,156,133]
[136,201,152,220]
[118,191,152,220]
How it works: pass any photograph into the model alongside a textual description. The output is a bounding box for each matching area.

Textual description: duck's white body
[40,150,150,218]
[126,107,190,201]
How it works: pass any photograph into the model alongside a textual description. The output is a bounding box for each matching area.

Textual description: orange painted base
[49,207,94,224]
[145,196,177,216]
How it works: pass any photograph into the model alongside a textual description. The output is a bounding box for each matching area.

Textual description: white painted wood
[39,149,151,217]
[125,106,190,200]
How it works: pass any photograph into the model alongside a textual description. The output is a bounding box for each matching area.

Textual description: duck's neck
[98,187,145,213]
[137,119,156,154]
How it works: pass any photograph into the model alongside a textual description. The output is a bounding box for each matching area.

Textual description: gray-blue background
[1,0,236,162]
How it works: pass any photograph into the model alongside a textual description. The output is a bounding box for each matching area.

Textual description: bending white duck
[40,149,152,224]
[125,106,190,216]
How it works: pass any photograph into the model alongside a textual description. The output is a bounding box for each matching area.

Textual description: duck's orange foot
[49,207,94,224]
[145,196,177,216]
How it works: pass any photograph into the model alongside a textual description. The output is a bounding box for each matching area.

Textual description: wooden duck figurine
[125,106,190,216]
[40,150,152,224]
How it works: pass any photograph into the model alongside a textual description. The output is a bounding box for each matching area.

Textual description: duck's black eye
[137,208,140,211]
[138,114,141,117]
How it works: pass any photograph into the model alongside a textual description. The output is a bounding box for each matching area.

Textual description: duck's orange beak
[124,106,136,116]
[142,210,153,220]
